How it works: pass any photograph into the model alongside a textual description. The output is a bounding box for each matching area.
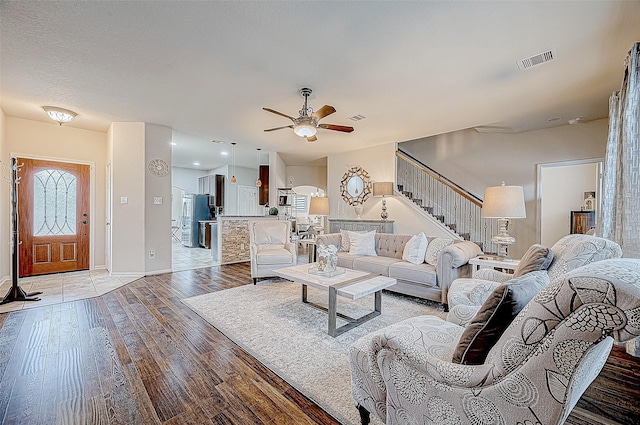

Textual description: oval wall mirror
[340,166,372,205]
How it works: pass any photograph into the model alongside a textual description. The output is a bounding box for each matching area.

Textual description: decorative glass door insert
[33,169,77,236]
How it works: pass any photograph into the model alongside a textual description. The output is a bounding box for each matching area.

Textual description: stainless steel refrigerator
[181,194,212,247]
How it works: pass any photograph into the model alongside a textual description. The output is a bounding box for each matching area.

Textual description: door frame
[536,157,603,246]
[12,152,96,271]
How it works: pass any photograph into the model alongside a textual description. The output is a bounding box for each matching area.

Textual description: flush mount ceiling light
[42,106,77,126]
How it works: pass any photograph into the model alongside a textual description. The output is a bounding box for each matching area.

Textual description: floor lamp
[481,182,526,260]
[309,196,330,233]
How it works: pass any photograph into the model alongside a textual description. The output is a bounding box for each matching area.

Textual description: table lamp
[481,182,526,259]
[309,196,330,232]
[373,182,394,220]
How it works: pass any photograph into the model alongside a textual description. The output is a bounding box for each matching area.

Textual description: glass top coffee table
[274,263,397,337]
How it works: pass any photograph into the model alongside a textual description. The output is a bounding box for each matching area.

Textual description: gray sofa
[315,233,482,310]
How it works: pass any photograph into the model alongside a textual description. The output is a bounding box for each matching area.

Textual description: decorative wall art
[340,166,372,206]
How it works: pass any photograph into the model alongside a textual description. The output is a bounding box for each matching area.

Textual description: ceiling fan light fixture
[293,118,317,137]
[43,106,77,125]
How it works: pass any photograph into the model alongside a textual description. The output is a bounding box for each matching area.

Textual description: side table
[469,256,520,274]
[298,239,317,263]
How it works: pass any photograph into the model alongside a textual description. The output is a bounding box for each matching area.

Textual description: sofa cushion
[349,231,377,256]
[255,248,294,265]
[425,237,453,266]
[352,256,401,276]
[451,270,550,365]
[336,252,358,269]
[388,261,437,286]
[513,243,554,278]
[402,232,429,265]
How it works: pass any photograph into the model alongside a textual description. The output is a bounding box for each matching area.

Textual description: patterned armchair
[350,258,640,425]
[447,234,623,326]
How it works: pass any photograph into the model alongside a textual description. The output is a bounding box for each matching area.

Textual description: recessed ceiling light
[221,151,229,156]
[170,142,177,146]
[547,117,562,122]
[193,162,200,166]
[211,140,225,144]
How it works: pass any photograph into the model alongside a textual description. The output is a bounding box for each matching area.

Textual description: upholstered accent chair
[350,258,640,425]
[447,234,623,326]
[248,220,297,284]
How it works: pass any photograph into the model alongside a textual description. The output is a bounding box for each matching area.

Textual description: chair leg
[357,405,370,425]
[253,278,257,285]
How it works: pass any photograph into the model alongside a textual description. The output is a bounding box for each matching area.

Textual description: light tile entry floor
[0,269,141,314]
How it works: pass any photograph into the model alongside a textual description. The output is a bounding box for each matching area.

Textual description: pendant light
[230,142,237,184]
[255,148,262,187]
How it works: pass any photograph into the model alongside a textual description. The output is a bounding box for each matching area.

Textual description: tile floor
[0,269,141,314]
[0,240,219,314]
[172,239,219,272]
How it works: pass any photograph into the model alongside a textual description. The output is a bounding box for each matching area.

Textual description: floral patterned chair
[446,234,623,326]
[349,258,640,425]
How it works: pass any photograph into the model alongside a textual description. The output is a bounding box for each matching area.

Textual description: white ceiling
[1,1,639,170]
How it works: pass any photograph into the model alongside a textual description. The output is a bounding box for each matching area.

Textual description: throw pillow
[402,232,429,265]
[424,237,453,266]
[451,271,550,365]
[512,244,554,278]
[349,230,377,256]
[340,229,367,252]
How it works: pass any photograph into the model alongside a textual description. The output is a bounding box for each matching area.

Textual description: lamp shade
[309,196,330,216]
[481,184,526,218]
[373,182,394,197]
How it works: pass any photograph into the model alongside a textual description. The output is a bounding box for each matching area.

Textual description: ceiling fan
[263,88,354,142]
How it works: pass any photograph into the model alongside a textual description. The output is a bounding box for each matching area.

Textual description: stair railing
[395,149,499,254]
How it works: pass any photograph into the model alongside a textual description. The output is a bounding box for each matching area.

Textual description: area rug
[182,280,446,425]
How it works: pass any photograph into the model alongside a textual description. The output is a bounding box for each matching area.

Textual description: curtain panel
[599,42,640,356]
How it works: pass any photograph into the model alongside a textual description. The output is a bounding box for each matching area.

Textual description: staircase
[395,149,499,254]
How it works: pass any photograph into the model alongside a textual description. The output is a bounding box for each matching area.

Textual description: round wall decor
[148,159,169,177]
[340,166,372,205]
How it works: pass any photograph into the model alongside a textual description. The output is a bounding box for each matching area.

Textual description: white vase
[354,205,363,219]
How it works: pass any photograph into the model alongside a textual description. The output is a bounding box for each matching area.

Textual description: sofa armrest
[437,241,483,305]
[315,233,342,250]
[472,268,514,282]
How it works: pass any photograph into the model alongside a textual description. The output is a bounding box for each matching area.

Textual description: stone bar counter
[215,215,279,264]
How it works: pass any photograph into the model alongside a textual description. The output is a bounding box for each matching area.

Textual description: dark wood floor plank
[0,258,638,425]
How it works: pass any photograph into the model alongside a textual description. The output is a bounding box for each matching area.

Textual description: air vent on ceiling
[517,48,556,71]
[473,125,514,134]
[348,114,366,121]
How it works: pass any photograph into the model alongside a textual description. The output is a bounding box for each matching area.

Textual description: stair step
[460,233,471,241]
[413,199,423,206]
[434,215,445,222]
[422,206,433,214]
[397,184,404,192]
[402,191,413,198]
[448,224,457,232]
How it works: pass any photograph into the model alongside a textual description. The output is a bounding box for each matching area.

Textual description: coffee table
[274,263,397,337]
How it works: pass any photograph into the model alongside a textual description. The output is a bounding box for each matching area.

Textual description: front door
[18,158,90,277]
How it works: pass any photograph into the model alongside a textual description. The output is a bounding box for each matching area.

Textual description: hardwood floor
[0,262,639,424]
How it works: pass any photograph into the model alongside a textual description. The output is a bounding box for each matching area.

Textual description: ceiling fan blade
[263,107,296,121]
[306,135,318,142]
[311,105,336,121]
[318,123,354,133]
[264,125,294,132]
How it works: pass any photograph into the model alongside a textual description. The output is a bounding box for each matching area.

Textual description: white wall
[400,119,608,256]
[109,122,146,274]
[286,166,327,190]
[541,161,599,247]
[5,116,108,270]
[0,109,8,282]
[269,152,287,209]
[327,143,454,237]
[171,167,202,194]
[144,124,172,274]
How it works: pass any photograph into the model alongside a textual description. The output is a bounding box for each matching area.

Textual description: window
[33,169,77,236]
[292,195,307,212]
